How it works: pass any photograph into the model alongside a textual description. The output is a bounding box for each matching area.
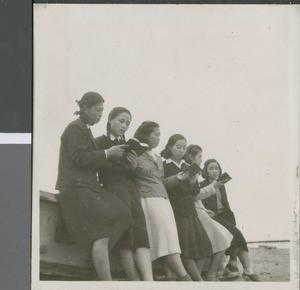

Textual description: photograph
[32,4,299,290]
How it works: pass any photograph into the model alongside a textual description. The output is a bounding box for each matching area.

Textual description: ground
[40,246,290,282]
[231,246,290,282]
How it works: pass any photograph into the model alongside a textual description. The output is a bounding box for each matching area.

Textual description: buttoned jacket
[133,152,180,198]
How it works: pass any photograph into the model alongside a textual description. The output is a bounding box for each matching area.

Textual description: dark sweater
[163,161,199,217]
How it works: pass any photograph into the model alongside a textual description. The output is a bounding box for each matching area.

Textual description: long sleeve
[65,124,107,169]
[162,175,181,189]
[193,183,216,201]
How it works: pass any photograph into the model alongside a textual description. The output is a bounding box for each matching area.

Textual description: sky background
[33,4,299,242]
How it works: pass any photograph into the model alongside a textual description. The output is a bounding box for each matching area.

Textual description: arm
[193,183,217,201]
[66,125,107,169]
[162,175,181,189]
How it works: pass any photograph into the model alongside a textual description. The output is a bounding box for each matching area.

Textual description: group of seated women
[55,91,260,281]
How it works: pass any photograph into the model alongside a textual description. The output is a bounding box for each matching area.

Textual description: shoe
[242,273,261,282]
[218,273,239,281]
[225,264,239,273]
[221,264,239,280]
[177,274,193,281]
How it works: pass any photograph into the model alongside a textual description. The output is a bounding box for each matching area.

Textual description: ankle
[243,267,254,275]
[228,259,237,267]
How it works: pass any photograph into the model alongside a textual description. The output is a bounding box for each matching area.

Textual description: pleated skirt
[141,197,181,261]
[56,186,134,251]
[195,201,233,254]
[175,214,213,259]
[106,179,150,250]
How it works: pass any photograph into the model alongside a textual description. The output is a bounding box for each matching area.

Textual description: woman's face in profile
[147,127,160,149]
[83,103,104,125]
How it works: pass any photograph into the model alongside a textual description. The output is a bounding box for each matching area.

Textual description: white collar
[108,134,122,141]
[166,158,187,169]
[148,149,156,156]
[147,150,157,159]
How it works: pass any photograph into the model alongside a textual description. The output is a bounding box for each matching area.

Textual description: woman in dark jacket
[96,107,152,281]
[56,92,133,280]
[201,159,260,281]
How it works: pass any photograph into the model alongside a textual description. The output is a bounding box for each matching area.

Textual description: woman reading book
[95,107,153,281]
[161,136,230,281]
[55,92,133,280]
[132,121,193,281]
[201,159,261,281]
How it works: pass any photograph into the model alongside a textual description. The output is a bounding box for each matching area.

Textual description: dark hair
[74,91,104,124]
[184,144,202,164]
[201,158,222,180]
[134,121,159,144]
[106,107,132,138]
[160,134,187,159]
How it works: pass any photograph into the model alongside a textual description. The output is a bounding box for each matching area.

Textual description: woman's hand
[212,180,226,189]
[206,209,215,218]
[106,144,128,159]
[126,150,138,169]
[187,175,197,184]
[177,171,188,181]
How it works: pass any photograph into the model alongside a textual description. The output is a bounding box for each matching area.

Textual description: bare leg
[163,260,176,281]
[229,247,239,265]
[217,255,228,278]
[164,253,188,279]
[238,249,261,281]
[182,258,203,281]
[92,238,112,280]
[238,249,252,272]
[195,258,208,280]
[206,251,225,280]
[134,247,153,281]
[120,247,140,281]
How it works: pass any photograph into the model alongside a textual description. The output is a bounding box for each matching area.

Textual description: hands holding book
[125,138,149,156]
[211,173,232,189]
[106,138,149,161]
[176,171,188,181]
[106,144,129,158]
[178,163,202,183]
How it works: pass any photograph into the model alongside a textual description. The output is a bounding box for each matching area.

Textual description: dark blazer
[163,161,199,217]
[95,135,133,186]
[55,118,107,192]
[200,179,236,225]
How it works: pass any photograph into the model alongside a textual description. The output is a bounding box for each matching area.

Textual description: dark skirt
[106,178,150,250]
[214,212,248,255]
[175,215,213,259]
[56,186,134,251]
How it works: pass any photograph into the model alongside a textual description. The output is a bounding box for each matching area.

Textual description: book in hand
[125,138,150,157]
[182,163,202,176]
[217,172,232,184]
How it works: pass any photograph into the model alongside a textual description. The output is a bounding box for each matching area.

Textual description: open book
[125,138,150,157]
[182,162,202,176]
[217,172,232,184]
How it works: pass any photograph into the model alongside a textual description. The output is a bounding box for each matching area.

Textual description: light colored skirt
[195,200,233,254]
[141,197,181,261]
